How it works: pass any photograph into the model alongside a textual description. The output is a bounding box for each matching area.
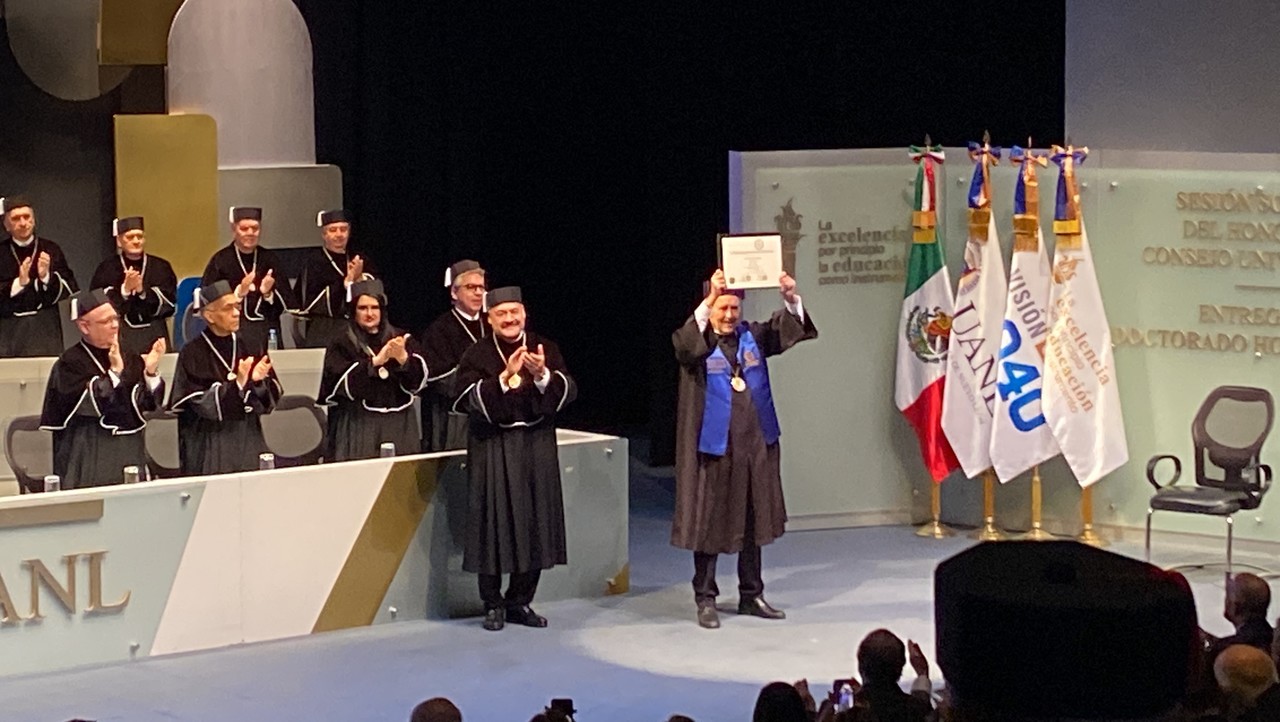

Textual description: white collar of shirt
[454,308,480,322]
[11,235,34,248]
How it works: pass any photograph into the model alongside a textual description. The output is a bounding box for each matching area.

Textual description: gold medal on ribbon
[730,375,746,393]
[227,372,237,381]
[377,367,389,380]
[507,373,522,390]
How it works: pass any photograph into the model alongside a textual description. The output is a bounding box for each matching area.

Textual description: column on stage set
[1043,145,1129,544]
[895,139,961,537]
[989,146,1061,539]
[940,137,1009,540]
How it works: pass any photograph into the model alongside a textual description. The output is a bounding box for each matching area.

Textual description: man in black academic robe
[169,280,282,476]
[671,269,816,629]
[298,209,376,349]
[0,196,78,357]
[420,259,487,451]
[454,286,576,631]
[39,289,166,489]
[89,216,178,357]
[200,206,294,356]
[317,279,428,461]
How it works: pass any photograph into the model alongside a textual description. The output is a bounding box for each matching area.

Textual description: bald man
[1215,644,1280,721]
[1206,574,1274,663]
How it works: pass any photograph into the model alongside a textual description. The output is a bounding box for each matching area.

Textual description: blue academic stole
[698,324,781,456]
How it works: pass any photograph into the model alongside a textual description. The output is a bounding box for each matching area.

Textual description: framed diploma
[718,233,783,289]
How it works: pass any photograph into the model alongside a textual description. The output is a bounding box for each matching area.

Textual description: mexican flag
[895,145,961,482]
[940,143,1008,479]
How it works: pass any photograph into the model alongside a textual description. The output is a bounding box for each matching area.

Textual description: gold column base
[1018,524,1057,542]
[915,520,956,538]
[1076,524,1107,547]
[973,517,1007,542]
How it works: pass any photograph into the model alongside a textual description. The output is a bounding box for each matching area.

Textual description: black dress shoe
[505,605,549,628]
[697,605,721,629]
[482,608,505,631]
[737,597,786,620]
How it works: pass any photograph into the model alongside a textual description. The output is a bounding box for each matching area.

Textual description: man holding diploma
[671,269,817,629]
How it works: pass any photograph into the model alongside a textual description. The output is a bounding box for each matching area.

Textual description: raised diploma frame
[718,232,783,290]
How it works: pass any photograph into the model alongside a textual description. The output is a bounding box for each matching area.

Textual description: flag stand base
[972,471,1007,541]
[1016,465,1057,541]
[916,484,954,538]
[1077,485,1107,547]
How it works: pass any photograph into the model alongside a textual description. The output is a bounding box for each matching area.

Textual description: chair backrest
[5,415,50,493]
[181,304,207,350]
[144,410,181,479]
[1192,385,1274,496]
[285,313,307,349]
[261,395,327,466]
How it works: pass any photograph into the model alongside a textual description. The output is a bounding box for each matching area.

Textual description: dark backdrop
[0,4,1065,464]
[292,2,1065,463]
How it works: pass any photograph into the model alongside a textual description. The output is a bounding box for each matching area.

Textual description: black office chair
[144,409,181,479]
[1145,386,1274,577]
[261,395,327,466]
[5,415,51,494]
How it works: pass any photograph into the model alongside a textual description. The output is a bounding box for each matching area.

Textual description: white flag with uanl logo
[989,226,1060,482]
[941,144,1007,479]
[1042,220,1128,486]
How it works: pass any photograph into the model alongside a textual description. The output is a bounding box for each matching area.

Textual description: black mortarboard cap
[316,209,349,227]
[113,216,144,236]
[1,196,32,215]
[484,286,522,311]
[70,288,112,320]
[350,278,387,305]
[229,206,262,223]
[444,259,483,288]
[193,280,234,310]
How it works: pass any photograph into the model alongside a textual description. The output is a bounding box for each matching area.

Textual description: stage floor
[0,473,1267,722]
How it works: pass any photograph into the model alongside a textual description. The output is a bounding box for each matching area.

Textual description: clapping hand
[251,355,272,383]
[16,256,31,287]
[502,345,527,384]
[123,268,144,295]
[108,338,124,374]
[383,334,409,365]
[36,252,50,281]
[236,356,255,387]
[907,639,929,678]
[345,256,364,284]
[522,343,546,378]
[142,338,166,376]
[259,269,276,297]
[237,270,255,297]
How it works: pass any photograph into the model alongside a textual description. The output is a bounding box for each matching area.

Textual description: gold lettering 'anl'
[25,555,77,619]
[85,551,130,614]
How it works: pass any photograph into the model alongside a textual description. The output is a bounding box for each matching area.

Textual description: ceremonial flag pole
[941,132,1008,541]
[1044,143,1129,547]
[896,136,961,538]
[990,141,1061,540]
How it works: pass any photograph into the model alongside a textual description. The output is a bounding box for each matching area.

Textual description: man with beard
[317,279,428,461]
[672,269,816,629]
[89,216,178,357]
[200,207,294,355]
[169,280,282,475]
[454,286,576,631]
[420,259,487,451]
[0,196,78,357]
[298,208,375,349]
[39,289,166,489]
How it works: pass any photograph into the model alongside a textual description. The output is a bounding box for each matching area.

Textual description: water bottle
[259,452,276,470]
[43,474,61,493]
[379,442,396,458]
[123,465,141,484]
[267,328,279,351]
[837,683,854,712]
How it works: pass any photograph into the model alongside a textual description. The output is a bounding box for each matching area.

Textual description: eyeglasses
[461,284,486,293]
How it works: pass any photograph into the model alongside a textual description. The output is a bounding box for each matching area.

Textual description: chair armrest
[1146,454,1182,490]
[1255,464,1272,494]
